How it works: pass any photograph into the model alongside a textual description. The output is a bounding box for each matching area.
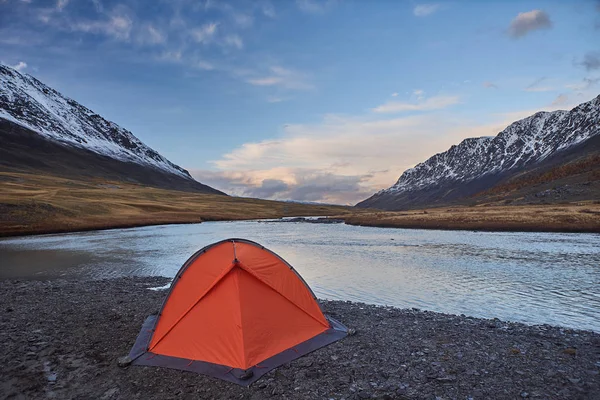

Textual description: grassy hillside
[0,171,353,237]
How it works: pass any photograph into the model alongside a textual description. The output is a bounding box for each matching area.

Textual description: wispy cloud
[261,2,276,18]
[246,66,313,90]
[551,94,568,106]
[267,96,288,103]
[157,50,182,63]
[296,0,337,15]
[71,14,133,41]
[565,77,600,91]
[524,77,553,92]
[196,60,215,70]
[232,13,253,28]
[372,95,460,113]
[56,0,69,11]
[10,61,28,71]
[137,24,166,45]
[413,4,440,17]
[190,22,218,44]
[507,10,552,38]
[483,81,497,89]
[580,52,600,71]
[223,34,243,49]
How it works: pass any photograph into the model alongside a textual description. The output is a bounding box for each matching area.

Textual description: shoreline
[338,204,600,234]
[3,207,600,239]
[2,276,599,399]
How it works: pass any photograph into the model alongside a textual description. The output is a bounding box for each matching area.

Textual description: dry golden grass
[0,171,354,237]
[338,203,600,233]
[2,171,599,237]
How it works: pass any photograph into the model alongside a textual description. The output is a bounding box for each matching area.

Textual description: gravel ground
[1,277,599,400]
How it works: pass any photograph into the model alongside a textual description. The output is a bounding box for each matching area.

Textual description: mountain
[357,95,600,210]
[0,64,224,194]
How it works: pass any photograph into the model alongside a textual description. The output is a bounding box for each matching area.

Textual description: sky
[1,0,599,205]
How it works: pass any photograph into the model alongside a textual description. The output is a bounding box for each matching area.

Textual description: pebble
[2,276,599,400]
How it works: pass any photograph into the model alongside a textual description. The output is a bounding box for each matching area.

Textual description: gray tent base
[128,314,348,386]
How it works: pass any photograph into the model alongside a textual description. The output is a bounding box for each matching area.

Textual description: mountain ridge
[357,95,600,210]
[0,64,223,194]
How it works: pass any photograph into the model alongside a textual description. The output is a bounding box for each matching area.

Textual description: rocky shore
[1,277,599,400]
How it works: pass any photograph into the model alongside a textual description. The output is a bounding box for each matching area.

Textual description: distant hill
[0,64,224,194]
[357,95,600,210]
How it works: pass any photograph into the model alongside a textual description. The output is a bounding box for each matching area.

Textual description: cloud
[267,96,287,103]
[232,13,253,28]
[68,7,133,41]
[296,0,337,14]
[261,2,276,18]
[413,4,440,17]
[551,94,568,106]
[565,77,600,91]
[138,24,166,45]
[483,81,497,89]
[524,77,553,92]
[201,109,521,204]
[391,92,399,97]
[508,10,552,38]
[223,34,243,49]
[190,22,218,43]
[91,0,103,13]
[246,66,313,90]
[191,168,374,204]
[372,95,460,113]
[196,60,215,70]
[158,50,182,62]
[581,52,600,71]
[195,91,599,204]
[10,61,27,71]
[56,0,69,11]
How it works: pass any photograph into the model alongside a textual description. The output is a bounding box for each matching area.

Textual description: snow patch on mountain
[378,95,600,196]
[0,64,192,179]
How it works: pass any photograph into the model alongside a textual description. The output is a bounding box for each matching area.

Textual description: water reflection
[1,221,599,331]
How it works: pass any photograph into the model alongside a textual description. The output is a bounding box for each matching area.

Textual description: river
[1,220,599,331]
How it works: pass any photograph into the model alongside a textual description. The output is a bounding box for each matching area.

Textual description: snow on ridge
[380,95,600,195]
[0,64,192,179]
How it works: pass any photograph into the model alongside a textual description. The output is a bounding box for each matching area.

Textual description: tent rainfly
[127,238,348,386]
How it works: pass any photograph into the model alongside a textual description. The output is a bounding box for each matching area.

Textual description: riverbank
[0,170,352,237]
[339,203,600,233]
[2,277,599,399]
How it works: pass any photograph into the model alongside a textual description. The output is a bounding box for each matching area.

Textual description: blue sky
[1,0,599,204]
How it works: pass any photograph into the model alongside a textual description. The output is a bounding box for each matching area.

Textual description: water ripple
[1,221,599,331]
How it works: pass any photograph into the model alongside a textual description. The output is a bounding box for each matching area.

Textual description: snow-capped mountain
[357,95,600,210]
[0,64,192,180]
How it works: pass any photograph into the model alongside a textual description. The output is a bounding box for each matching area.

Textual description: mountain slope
[0,64,223,194]
[357,95,600,210]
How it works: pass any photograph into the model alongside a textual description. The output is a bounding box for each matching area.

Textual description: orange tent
[128,239,347,385]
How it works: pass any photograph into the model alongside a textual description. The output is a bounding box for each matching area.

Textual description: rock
[117,356,132,368]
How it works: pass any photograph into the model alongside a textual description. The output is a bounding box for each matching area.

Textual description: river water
[1,221,599,331]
